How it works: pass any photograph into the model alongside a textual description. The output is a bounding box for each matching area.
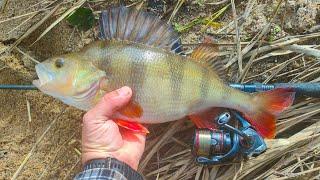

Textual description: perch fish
[33,6,295,138]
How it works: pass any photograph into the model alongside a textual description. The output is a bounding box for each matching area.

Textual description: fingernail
[117,86,131,97]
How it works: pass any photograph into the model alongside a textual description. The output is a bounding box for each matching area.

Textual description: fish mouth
[33,64,54,88]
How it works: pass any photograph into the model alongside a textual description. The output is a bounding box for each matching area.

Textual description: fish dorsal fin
[190,42,227,80]
[99,6,182,53]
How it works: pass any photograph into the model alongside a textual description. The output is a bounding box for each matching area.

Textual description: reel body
[192,112,267,165]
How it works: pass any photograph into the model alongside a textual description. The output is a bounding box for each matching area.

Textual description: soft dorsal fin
[190,42,227,80]
[99,6,182,53]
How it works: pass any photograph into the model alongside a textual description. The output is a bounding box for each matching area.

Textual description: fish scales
[85,41,215,122]
[33,6,295,138]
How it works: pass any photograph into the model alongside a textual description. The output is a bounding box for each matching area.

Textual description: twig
[263,54,303,83]
[31,0,86,46]
[168,158,191,180]
[0,65,6,71]
[283,44,320,58]
[0,0,9,12]
[205,0,229,6]
[7,13,38,34]
[0,10,44,24]
[11,108,67,180]
[168,0,185,23]
[276,166,320,180]
[195,166,203,180]
[62,157,80,180]
[225,0,283,68]
[37,132,76,179]
[26,99,32,122]
[238,120,320,179]
[230,0,242,74]
[216,0,255,35]
[74,148,81,156]
[233,161,243,180]
[277,108,320,135]
[139,119,185,172]
[14,47,40,64]
[9,4,61,51]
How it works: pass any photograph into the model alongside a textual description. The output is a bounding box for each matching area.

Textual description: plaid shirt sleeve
[74,157,143,180]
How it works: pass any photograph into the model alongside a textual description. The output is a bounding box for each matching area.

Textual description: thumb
[84,86,132,121]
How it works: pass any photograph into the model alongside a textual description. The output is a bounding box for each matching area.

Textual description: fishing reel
[192,111,267,165]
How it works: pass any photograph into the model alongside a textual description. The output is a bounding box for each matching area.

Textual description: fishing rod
[0,84,38,90]
[1,82,319,164]
[1,83,320,97]
[229,82,320,97]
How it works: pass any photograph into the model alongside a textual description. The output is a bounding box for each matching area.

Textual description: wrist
[82,151,114,165]
[83,157,143,180]
[82,151,140,170]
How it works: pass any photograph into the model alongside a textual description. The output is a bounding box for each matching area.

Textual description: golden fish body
[33,6,295,138]
[71,40,249,124]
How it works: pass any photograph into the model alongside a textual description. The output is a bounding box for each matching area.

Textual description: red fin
[118,101,143,118]
[245,88,295,139]
[189,108,224,129]
[114,119,149,134]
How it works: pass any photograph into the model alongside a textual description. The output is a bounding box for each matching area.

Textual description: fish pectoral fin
[189,108,226,129]
[118,101,143,118]
[99,77,109,91]
[114,119,149,134]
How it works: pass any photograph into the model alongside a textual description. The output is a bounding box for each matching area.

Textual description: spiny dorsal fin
[191,43,227,80]
[99,6,182,53]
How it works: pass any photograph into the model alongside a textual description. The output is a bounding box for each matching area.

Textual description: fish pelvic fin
[189,108,225,129]
[190,37,228,80]
[244,88,295,139]
[99,6,182,53]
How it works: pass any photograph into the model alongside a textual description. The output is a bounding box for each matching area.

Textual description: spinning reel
[192,111,267,165]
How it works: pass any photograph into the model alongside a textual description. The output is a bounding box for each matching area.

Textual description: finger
[84,86,132,121]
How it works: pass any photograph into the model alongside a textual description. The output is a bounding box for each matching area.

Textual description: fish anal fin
[114,119,149,134]
[99,6,182,53]
[189,108,224,129]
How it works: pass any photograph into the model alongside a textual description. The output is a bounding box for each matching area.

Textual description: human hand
[81,86,146,170]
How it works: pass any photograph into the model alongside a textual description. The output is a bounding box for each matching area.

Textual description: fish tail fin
[243,88,295,139]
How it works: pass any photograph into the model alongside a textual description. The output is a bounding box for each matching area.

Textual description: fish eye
[55,58,64,68]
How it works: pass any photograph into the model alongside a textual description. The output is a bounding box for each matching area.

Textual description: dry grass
[0,0,319,179]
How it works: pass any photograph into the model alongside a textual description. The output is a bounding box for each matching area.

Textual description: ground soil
[0,0,319,179]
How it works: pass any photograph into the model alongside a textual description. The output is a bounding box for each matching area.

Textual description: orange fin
[114,119,149,134]
[245,88,295,139]
[189,108,225,129]
[190,37,228,80]
[118,101,143,118]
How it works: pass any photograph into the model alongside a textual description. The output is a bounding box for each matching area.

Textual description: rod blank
[0,84,38,90]
[0,83,319,97]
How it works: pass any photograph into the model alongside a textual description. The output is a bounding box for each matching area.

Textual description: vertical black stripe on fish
[129,59,146,100]
[200,67,210,100]
[166,57,186,103]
